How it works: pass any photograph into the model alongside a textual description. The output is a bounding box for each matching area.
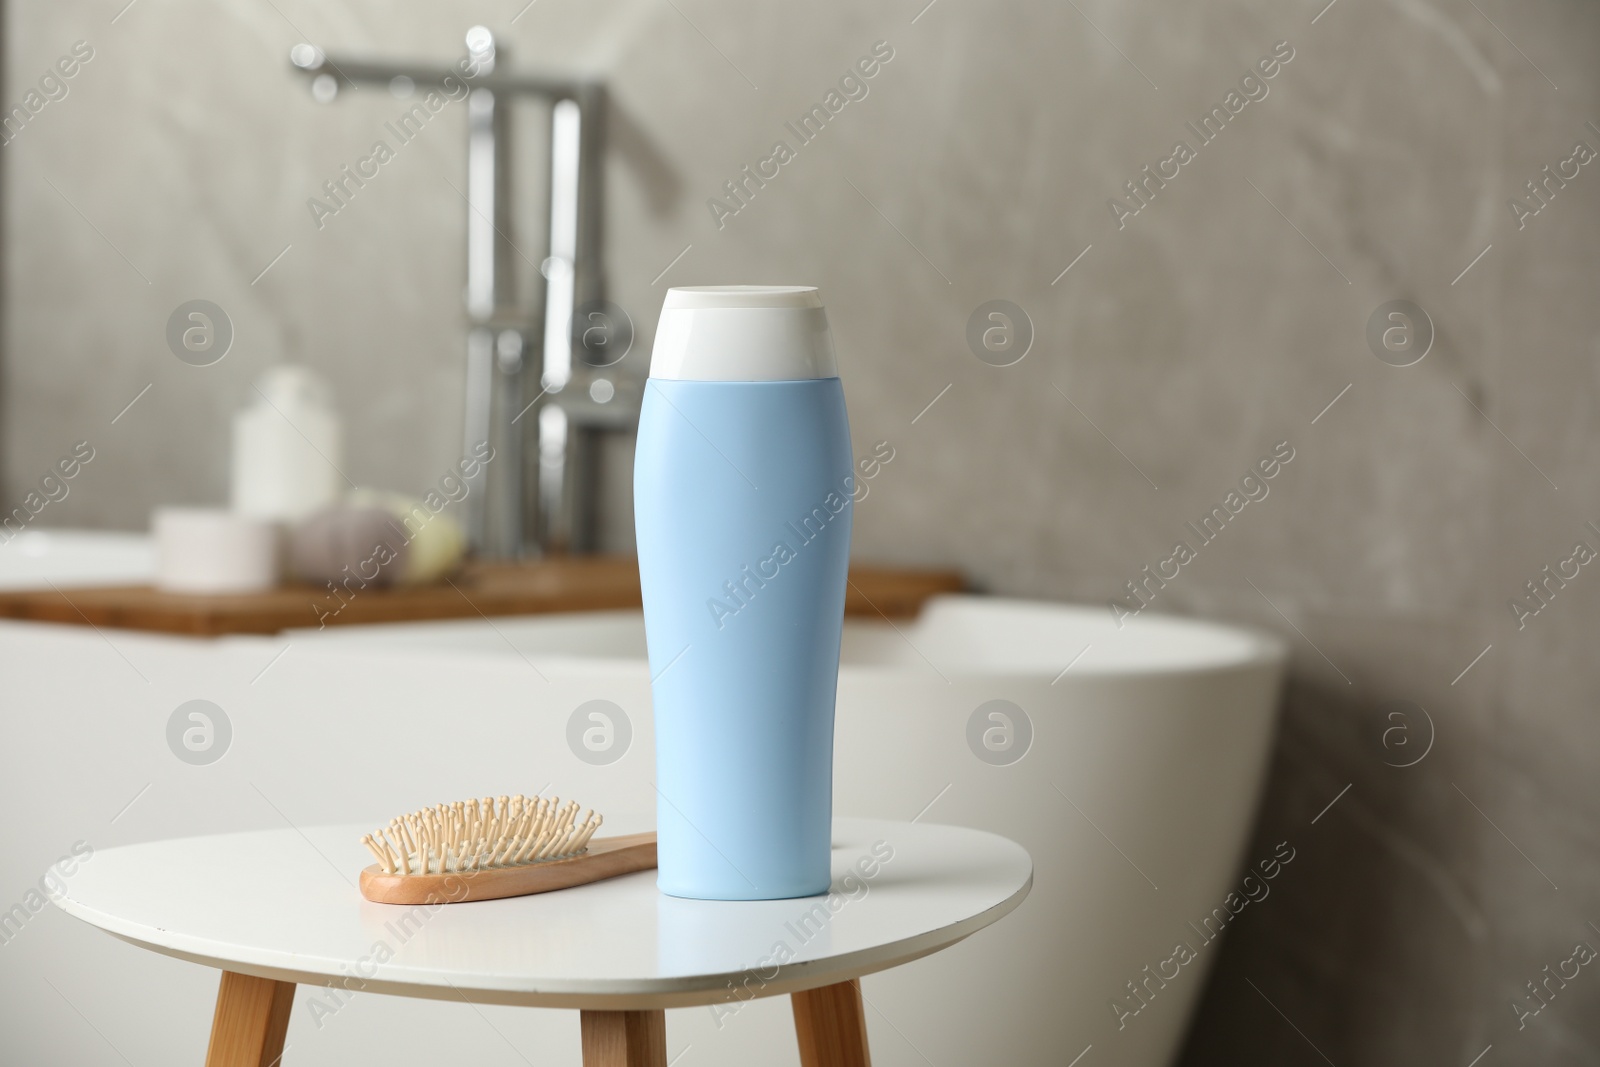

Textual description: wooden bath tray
[0,556,964,637]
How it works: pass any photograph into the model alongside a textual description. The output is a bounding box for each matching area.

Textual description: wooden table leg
[792,978,871,1067]
[580,1009,667,1067]
[204,971,295,1067]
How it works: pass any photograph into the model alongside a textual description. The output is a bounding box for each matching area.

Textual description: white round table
[51,817,1031,1067]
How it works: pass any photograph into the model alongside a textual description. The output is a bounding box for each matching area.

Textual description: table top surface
[51,817,1032,1009]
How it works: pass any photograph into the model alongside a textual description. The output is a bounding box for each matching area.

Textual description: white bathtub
[0,576,1283,1066]
[0,529,153,588]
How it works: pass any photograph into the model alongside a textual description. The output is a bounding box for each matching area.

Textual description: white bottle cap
[649,286,838,381]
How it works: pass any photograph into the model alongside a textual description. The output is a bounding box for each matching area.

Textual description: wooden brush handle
[359,832,658,905]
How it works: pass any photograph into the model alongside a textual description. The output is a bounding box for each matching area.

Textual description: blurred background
[4,0,1600,1064]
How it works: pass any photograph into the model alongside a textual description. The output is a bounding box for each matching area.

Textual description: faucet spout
[288,30,633,559]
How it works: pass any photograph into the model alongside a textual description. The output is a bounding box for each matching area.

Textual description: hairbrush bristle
[361,795,603,876]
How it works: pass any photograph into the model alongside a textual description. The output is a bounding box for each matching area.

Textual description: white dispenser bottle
[230,366,344,522]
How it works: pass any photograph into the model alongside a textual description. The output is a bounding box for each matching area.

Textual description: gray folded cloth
[288,503,411,587]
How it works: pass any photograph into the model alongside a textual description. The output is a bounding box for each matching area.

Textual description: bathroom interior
[3,1,1599,1064]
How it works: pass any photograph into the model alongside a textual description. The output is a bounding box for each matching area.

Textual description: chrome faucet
[290,27,638,558]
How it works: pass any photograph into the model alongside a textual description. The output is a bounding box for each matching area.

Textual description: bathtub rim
[281,593,1289,684]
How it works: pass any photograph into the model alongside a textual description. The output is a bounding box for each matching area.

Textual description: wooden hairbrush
[359,794,656,905]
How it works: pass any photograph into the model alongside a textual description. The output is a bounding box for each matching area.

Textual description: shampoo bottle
[635,286,853,900]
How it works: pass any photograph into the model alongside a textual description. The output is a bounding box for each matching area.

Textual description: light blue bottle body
[635,377,853,900]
